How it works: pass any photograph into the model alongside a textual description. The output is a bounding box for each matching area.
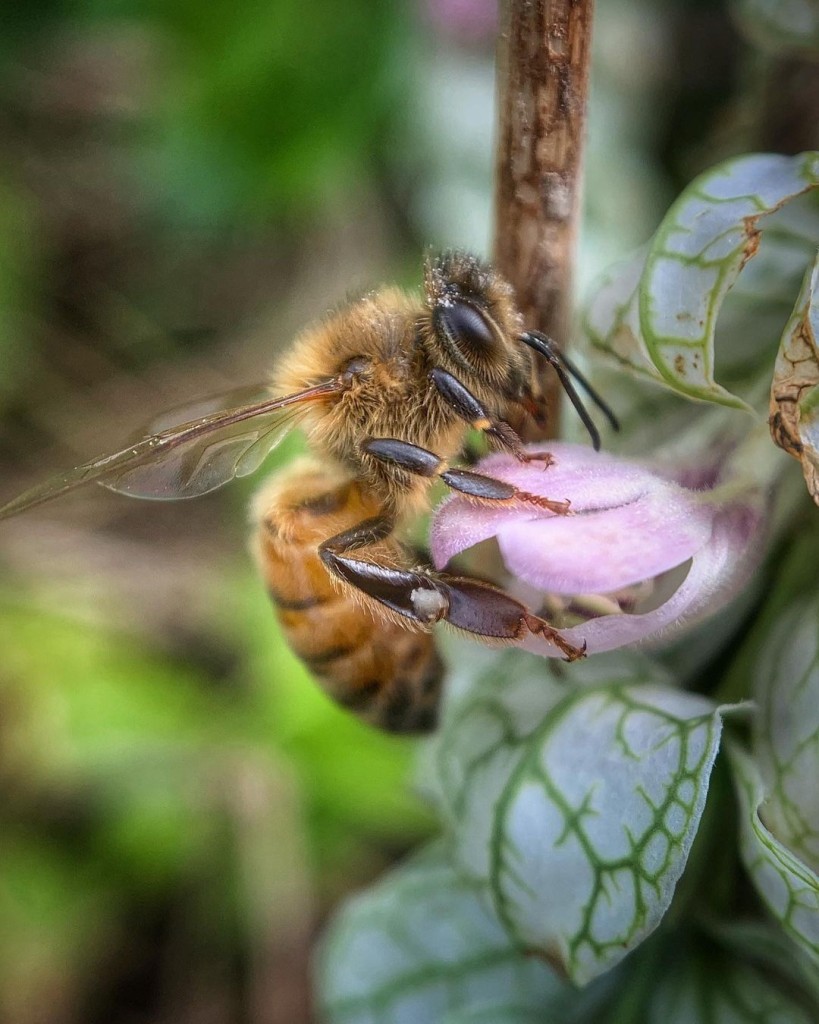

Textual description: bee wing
[138,383,282,434]
[0,378,343,520]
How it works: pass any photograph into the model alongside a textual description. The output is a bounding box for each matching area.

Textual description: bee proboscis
[1,252,617,732]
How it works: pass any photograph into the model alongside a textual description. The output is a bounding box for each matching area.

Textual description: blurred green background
[0,0,813,1021]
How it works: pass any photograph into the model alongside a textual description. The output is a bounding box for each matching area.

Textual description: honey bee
[0,252,617,732]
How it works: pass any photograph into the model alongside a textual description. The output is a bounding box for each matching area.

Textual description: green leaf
[584,152,819,409]
[769,253,819,505]
[716,196,819,383]
[753,594,819,870]
[703,919,819,1009]
[317,844,567,1024]
[733,0,819,54]
[730,645,819,965]
[729,741,819,964]
[434,649,731,985]
[645,933,818,1023]
[721,560,819,966]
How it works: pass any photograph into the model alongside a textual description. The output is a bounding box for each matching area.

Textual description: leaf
[431,649,571,881]
[753,594,819,870]
[583,250,656,382]
[703,919,819,1009]
[584,152,819,409]
[728,741,819,965]
[433,649,731,985]
[715,196,819,381]
[769,253,819,505]
[733,0,819,54]
[723,566,819,965]
[316,844,568,1024]
[645,933,818,1023]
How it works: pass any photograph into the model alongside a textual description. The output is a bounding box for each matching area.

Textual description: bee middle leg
[362,437,572,514]
[318,526,584,661]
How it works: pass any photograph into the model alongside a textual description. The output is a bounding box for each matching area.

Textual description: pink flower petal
[424,0,498,42]
[432,443,714,593]
[429,442,765,659]
[521,502,762,657]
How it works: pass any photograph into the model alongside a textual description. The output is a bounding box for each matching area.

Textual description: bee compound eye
[435,301,496,357]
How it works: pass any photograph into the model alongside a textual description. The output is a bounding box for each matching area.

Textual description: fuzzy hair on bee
[0,252,618,733]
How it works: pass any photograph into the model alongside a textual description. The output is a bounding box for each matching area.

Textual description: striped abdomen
[251,458,443,733]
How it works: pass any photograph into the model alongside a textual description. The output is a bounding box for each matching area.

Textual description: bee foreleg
[317,544,585,662]
[428,367,541,459]
[362,438,572,514]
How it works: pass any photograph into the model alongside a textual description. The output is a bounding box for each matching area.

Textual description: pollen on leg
[410,586,449,623]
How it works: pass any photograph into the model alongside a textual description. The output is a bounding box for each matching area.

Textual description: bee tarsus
[362,437,572,513]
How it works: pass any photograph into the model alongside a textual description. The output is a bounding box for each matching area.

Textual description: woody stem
[493,0,595,438]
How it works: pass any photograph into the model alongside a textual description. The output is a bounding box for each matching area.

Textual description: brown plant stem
[493,0,595,438]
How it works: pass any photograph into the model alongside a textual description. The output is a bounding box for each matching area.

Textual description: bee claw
[517,491,572,515]
[563,640,587,662]
[523,613,586,661]
[518,450,556,470]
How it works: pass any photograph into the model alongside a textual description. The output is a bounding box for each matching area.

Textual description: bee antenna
[520,331,620,451]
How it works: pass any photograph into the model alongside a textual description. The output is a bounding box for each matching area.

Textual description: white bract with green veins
[319,149,819,1022]
[584,151,819,409]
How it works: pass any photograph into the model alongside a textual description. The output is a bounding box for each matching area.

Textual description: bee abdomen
[252,458,444,734]
[323,630,443,733]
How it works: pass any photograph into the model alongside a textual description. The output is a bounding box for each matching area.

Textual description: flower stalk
[493,0,595,437]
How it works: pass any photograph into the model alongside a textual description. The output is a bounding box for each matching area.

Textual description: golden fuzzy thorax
[273,255,537,516]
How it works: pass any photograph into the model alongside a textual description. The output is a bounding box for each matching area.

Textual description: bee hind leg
[439,575,586,661]
[318,536,585,662]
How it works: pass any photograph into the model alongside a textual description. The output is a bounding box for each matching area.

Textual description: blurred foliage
[0,0,409,224]
[131,0,406,224]
[0,0,431,1020]
[2,0,815,1020]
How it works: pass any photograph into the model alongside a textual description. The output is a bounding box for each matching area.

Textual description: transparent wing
[0,378,342,520]
[139,383,279,434]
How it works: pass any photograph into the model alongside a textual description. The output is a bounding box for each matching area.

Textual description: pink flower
[431,443,764,657]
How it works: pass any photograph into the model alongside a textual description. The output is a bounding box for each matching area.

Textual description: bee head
[423,252,525,388]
